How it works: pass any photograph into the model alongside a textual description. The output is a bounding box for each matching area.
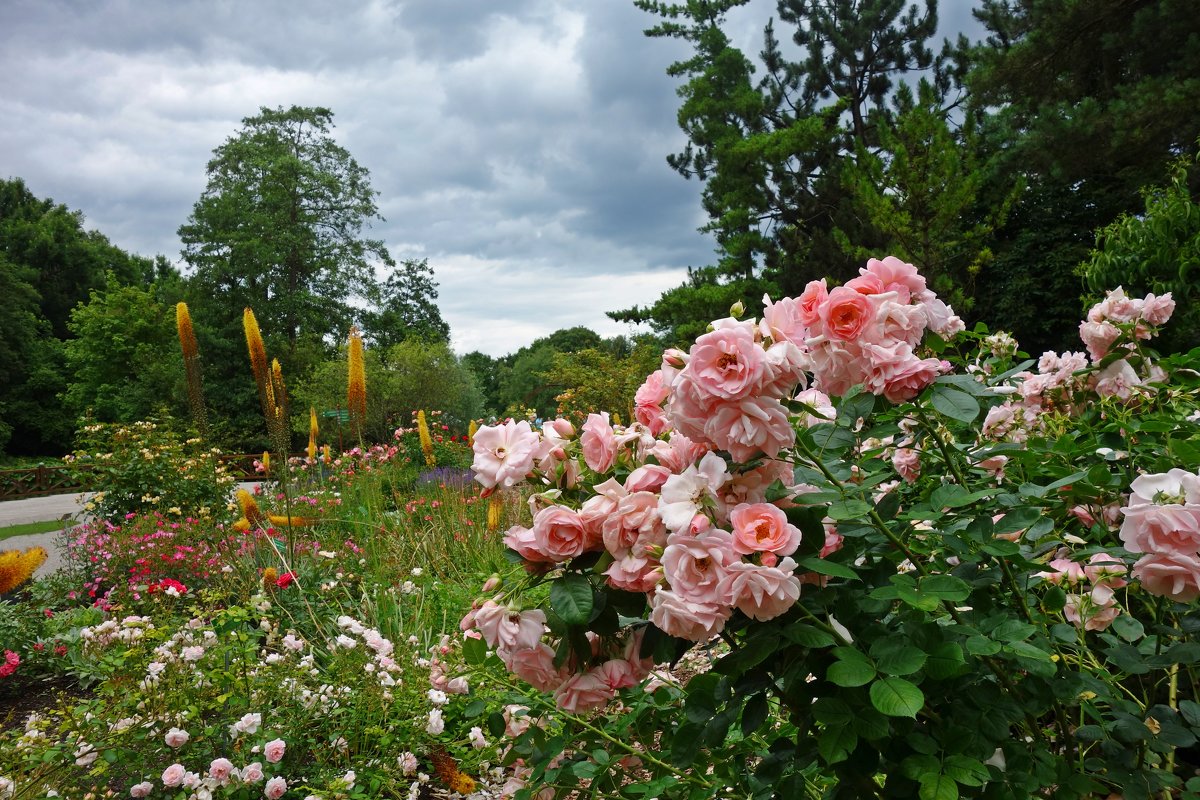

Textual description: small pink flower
[240,762,264,783]
[264,775,287,800]
[130,781,154,798]
[819,286,874,342]
[161,763,186,787]
[164,727,190,748]
[687,324,766,400]
[208,757,235,783]
[263,738,286,764]
[1133,551,1200,602]
[580,412,618,472]
[728,503,801,557]
[553,670,616,713]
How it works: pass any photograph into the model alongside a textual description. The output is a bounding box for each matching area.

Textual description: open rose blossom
[729,503,801,557]
[1132,552,1200,602]
[263,738,286,764]
[471,419,539,489]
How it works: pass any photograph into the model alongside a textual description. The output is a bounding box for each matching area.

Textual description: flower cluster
[1121,469,1200,602]
[1037,553,1128,631]
[0,547,47,595]
[0,650,19,679]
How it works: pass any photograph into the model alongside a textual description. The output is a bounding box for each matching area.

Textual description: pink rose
[1093,359,1142,401]
[1142,292,1175,326]
[1119,504,1200,555]
[808,339,868,398]
[648,588,731,642]
[602,492,663,558]
[208,758,235,783]
[760,294,809,345]
[581,412,618,473]
[504,644,567,692]
[1064,594,1120,632]
[729,503,801,557]
[596,659,639,691]
[264,776,287,800]
[529,505,595,563]
[876,300,927,346]
[164,727,190,748]
[1133,552,1200,602]
[819,287,874,342]
[719,558,802,621]
[704,396,795,461]
[892,447,921,483]
[130,782,154,798]
[686,325,766,401]
[759,340,810,398]
[240,762,264,784]
[844,272,886,296]
[472,420,540,489]
[604,553,662,593]
[1079,321,1121,362]
[161,764,186,788]
[878,353,945,404]
[263,738,286,764]
[1128,469,1200,506]
[864,256,926,303]
[797,279,829,327]
[634,371,672,436]
[553,671,615,713]
[661,530,737,601]
[625,465,671,494]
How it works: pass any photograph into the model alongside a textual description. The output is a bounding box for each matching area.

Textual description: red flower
[276,572,295,589]
[0,650,19,678]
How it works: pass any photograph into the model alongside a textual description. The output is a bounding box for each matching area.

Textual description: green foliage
[497,327,606,418]
[65,418,236,521]
[1080,152,1200,354]
[62,276,184,424]
[364,258,451,348]
[543,342,663,424]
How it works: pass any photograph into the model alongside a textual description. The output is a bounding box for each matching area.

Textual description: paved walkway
[1,484,260,580]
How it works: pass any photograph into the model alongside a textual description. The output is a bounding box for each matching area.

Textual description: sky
[0,0,983,357]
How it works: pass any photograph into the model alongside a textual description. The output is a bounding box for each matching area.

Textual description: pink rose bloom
[1064,594,1120,632]
[1128,469,1200,506]
[634,371,672,436]
[553,671,615,713]
[729,503,801,557]
[472,420,540,490]
[161,764,186,788]
[1079,320,1121,363]
[759,340,810,398]
[664,374,715,444]
[661,529,737,601]
[1142,292,1175,326]
[719,558,802,621]
[686,324,767,401]
[130,782,154,798]
[1133,551,1200,602]
[264,776,287,800]
[602,492,663,558]
[1119,504,1200,555]
[503,525,555,565]
[649,588,731,642]
[878,353,945,404]
[819,286,874,342]
[844,272,886,296]
[920,297,964,337]
[1093,359,1142,401]
[208,758,235,783]
[876,300,928,346]
[528,505,595,562]
[470,601,546,652]
[760,294,809,345]
[892,447,921,483]
[240,762,264,784]
[596,659,639,691]
[864,256,926,303]
[263,738,286,764]
[1037,558,1087,585]
[604,553,662,593]
[797,279,829,327]
[808,339,868,398]
[648,432,710,474]
[794,388,836,427]
[625,464,671,494]
[505,644,567,692]
[704,396,795,461]
[164,727,190,748]
[581,412,618,472]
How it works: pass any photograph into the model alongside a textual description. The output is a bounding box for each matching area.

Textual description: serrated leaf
[462,635,487,666]
[828,498,872,521]
[870,639,928,676]
[919,773,959,800]
[550,573,594,626]
[930,386,979,423]
[783,624,835,648]
[1111,614,1145,642]
[870,677,924,717]
[741,693,769,735]
[943,755,989,787]
[798,555,859,581]
[812,697,853,726]
[817,724,857,764]
[919,574,972,602]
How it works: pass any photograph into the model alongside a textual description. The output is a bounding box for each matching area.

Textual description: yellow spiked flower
[468,419,478,448]
[307,406,319,461]
[487,495,503,532]
[0,547,48,594]
[322,444,332,465]
[271,358,288,415]
[262,566,278,588]
[267,514,319,527]
[235,489,266,529]
[347,327,366,431]
[417,410,436,467]
[176,302,208,435]
[243,308,269,414]
[262,451,271,476]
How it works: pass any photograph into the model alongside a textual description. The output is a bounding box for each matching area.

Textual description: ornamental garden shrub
[461,259,1200,799]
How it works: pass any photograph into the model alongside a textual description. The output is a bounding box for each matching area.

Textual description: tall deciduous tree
[179,106,393,354]
[364,258,451,351]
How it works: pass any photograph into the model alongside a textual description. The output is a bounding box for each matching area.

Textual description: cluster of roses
[0,650,18,678]
[1120,469,1200,603]
[462,259,962,712]
[982,287,1175,443]
[1037,552,1129,632]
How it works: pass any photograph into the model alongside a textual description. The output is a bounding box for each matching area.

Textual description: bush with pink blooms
[460,261,1200,800]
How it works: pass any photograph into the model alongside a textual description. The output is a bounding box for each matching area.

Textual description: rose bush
[464,259,1200,799]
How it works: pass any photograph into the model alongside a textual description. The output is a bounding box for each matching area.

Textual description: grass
[0,519,67,542]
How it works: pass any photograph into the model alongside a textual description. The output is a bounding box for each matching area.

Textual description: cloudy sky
[0,0,982,357]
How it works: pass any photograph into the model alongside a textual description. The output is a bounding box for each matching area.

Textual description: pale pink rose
[704,396,795,461]
[797,279,829,327]
[1064,594,1120,631]
[658,452,729,534]
[1142,292,1175,326]
[505,644,567,692]
[1037,558,1087,585]
[648,432,710,474]
[661,530,737,601]
[819,287,874,342]
[503,525,555,565]
[729,503,801,557]
[635,371,672,434]
[1079,321,1121,362]
[553,671,615,713]
[664,374,716,443]
[472,420,540,489]
[876,300,927,346]
[596,658,639,691]
[581,412,618,472]
[625,465,671,494]
[471,602,546,652]
[820,527,844,557]
[164,727,190,748]
[977,454,1008,479]
[649,588,731,642]
[879,354,946,404]
[162,764,186,788]
[759,340,810,397]
[603,492,663,558]
[130,782,154,798]
[208,758,235,783]
[240,762,264,784]
[719,558,802,621]
[1128,469,1200,506]
[687,325,766,400]
[1119,504,1200,555]
[794,387,836,427]
[760,294,809,345]
[1134,551,1200,601]
[426,708,445,735]
[919,297,964,337]
[864,256,926,303]
[264,776,287,800]
[1070,504,1098,527]
[528,505,595,562]
[263,738,286,764]
[604,553,662,593]
[808,339,868,398]
[844,272,886,296]
[579,480,625,539]
[1093,359,1142,401]
[892,447,921,483]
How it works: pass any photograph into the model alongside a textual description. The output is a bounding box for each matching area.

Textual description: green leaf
[550,573,594,626]
[818,725,858,764]
[919,574,971,602]
[919,773,959,800]
[943,755,990,787]
[669,723,705,767]
[741,693,770,735]
[462,635,487,666]
[1111,614,1145,642]
[870,677,924,717]
[827,498,872,521]
[783,624,835,648]
[870,638,928,676]
[930,385,980,423]
[684,673,721,723]
[827,648,876,687]
[798,555,859,581]
[812,697,854,726]
[930,483,970,509]
[463,699,487,718]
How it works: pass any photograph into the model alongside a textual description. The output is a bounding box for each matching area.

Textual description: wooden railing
[0,456,271,502]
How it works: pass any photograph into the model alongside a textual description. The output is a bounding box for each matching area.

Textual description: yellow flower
[307,406,319,461]
[468,419,478,447]
[347,326,367,432]
[243,308,270,413]
[262,567,278,588]
[417,410,436,467]
[0,547,48,594]
[487,495,504,532]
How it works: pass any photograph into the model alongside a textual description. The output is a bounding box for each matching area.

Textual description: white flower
[335,634,357,649]
[398,751,419,776]
[164,727,190,748]
[410,567,423,577]
[426,689,448,706]
[468,726,488,749]
[74,742,98,767]
[425,709,445,735]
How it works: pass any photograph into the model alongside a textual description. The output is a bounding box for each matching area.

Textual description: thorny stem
[913,404,969,487]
